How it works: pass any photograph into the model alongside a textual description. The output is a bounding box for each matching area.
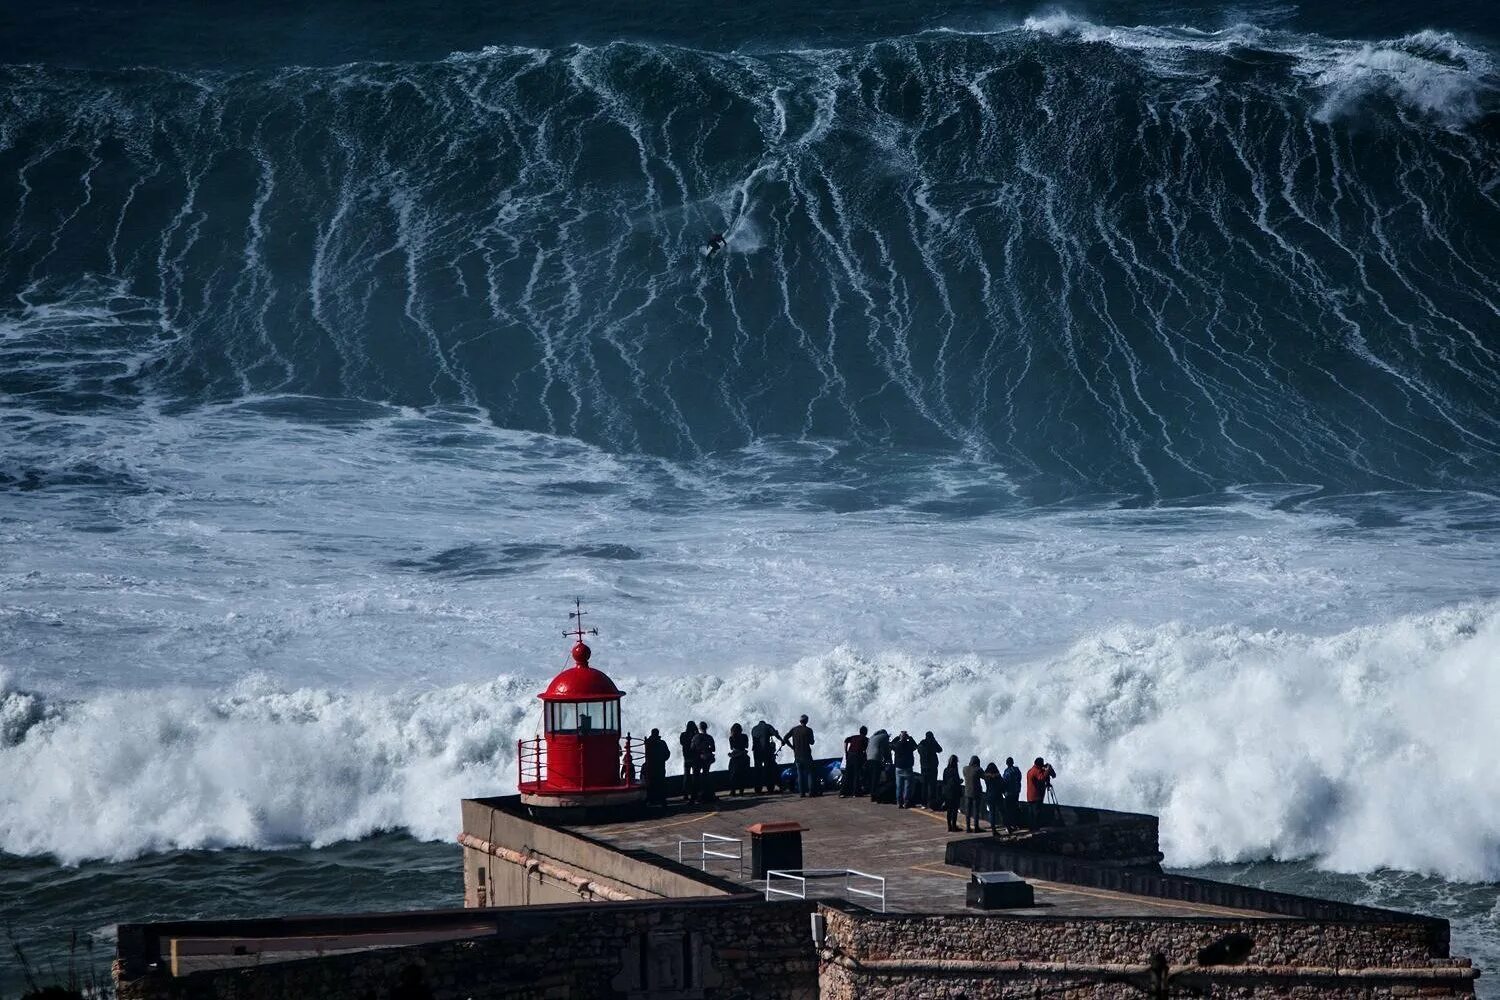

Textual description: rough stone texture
[817,905,1476,999]
[117,898,817,1000]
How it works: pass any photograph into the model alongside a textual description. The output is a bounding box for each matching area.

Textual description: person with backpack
[917,731,943,809]
[890,730,918,808]
[727,722,751,796]
[750,719,781,793]
[783,715,817,797]
[690,722,718,803]
[842,726,869,797]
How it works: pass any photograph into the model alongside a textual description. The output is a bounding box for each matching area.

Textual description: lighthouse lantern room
[517,602,645,810]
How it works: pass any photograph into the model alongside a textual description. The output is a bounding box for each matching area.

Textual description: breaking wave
[4,603,1498,879]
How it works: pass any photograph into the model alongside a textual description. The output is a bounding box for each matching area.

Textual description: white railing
[677,832,744,876]
[844,868,887,912]
[764,868,886,913]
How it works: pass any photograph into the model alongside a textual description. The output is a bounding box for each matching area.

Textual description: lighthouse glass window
[547,700,619,734]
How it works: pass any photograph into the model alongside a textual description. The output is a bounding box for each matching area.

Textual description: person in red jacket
[1025,757,1057,828]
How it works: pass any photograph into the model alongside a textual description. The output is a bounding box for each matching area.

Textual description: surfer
[706,232,727,258]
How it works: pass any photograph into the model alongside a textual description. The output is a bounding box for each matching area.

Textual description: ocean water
[2,0,1499,993]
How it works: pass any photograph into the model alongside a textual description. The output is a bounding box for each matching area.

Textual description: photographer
[1024,757,1056,828]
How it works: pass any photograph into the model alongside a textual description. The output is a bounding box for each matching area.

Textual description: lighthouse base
[517,784,648,823]
[518,786,647,809]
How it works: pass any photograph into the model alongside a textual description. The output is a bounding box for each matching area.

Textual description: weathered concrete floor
[575,792,1274,918]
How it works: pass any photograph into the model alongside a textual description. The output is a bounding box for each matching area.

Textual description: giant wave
[1,19,1498,501]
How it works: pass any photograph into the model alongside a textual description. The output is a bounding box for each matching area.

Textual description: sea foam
[4,603,1497,879]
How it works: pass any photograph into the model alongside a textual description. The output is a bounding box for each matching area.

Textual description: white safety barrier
[764,868,886,913]
[677,832,744,876]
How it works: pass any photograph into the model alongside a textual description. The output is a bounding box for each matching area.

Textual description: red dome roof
[539,642,625,700]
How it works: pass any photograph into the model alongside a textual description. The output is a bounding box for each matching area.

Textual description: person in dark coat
[866,728,890,801]
[784,715,816,797]
[691,722,718,803]
[962,755,984,833]
[890,730,918,808]
[727,722,751,796]
[679,721,699,802]
[983,761,1003,833]
[750,719,781,793]
[1000,757,1022,832]
[917,731,943,809]
[942,755,963,832]
[842,726,869,797]
[643,728,671,806]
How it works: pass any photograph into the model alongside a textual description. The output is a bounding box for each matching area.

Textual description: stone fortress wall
[117,897,818,1000]
[817,902,1476,999]
[114,792,1478,999]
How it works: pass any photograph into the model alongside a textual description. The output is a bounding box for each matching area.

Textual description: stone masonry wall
[117,898,817,1000]
[817,906,1476,1000]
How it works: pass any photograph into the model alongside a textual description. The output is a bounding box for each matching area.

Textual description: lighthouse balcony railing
[764,868,886,913]
[677,833,744,877]
[516,735,643,791]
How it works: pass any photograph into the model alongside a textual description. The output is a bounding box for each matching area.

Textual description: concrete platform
[573,791,1270,918]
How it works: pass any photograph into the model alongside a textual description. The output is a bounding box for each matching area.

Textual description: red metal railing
[518,736,548,788]
[517,735,642,791]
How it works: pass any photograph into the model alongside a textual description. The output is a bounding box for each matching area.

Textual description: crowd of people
[631,716,1060,833]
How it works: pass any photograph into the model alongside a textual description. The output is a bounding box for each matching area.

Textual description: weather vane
[563,597,599,644]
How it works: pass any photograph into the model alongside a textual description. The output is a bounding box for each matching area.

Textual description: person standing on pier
[784,714,817,797]
[727,722,751,796]
[917,731,943,809]
[1000,757,1022,832]
[891,730,918,808]
[1026,757,1056,828]
[643,728,670,807]
[679,721,699,802]
[962,755,984,833]
[691,722,718,804]
[983,761,1003,832]
[867,727,890,801]
[751,719,781,793]
[942,755,963,832]
[842,726,869,797]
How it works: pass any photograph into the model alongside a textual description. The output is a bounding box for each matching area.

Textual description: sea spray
[4,604,1497,878]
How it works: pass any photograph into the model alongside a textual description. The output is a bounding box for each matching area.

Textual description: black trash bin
[747,821,805,879]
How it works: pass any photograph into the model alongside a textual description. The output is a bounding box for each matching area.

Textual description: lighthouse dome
[540,642,625,700]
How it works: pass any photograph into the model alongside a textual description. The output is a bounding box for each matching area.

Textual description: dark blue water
[2,1,1498,994]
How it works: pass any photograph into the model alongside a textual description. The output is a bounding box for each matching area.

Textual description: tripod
[1045,781,1062,826]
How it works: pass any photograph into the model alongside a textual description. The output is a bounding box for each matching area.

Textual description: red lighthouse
[517,602,645,811]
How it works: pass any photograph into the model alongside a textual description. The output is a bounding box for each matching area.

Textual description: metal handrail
[676,833,744,876]
[765,869,807,903]
[844,868,887,913]
[517,735,643,789]
[764,868,886,912]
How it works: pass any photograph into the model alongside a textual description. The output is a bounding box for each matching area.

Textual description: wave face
[4,603,1498,878]
[2,20,1499,499]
